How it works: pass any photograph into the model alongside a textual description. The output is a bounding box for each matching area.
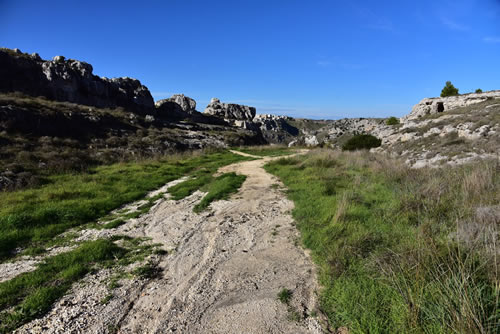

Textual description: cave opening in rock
[437,102,444,113]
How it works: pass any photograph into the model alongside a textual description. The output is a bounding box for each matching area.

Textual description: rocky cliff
[402,90,500,121]
[0,48,154,113]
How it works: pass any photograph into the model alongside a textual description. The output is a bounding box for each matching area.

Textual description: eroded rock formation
[155,94,196,115]
[204,98,256,121]
[0,48,154,113]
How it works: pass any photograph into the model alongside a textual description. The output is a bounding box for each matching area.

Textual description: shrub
[386,116,399,125]
[342,134,381,151]
[475,88,483,93]
[440,81,459,97]
[277,288,292,304]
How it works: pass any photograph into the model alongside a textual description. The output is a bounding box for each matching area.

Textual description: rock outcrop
[155,94,196,115]
[0,48,154,113]
[402,90,500,121]
[253,114,299,143]
[154,94,199,121]
[204,98,256,121]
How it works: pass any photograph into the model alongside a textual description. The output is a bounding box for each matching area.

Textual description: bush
[386,116,399,125]
[441,81,459,97]
[475,88,483,93]
[342,134,382,151]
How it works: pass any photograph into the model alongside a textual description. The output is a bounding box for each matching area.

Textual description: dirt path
[16,151,322,334]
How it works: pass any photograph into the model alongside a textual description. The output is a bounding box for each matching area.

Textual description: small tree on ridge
[441,81,459,97]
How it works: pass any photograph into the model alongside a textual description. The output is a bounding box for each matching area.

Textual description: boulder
[0,48,154,113]
[305,135,319,146]
[204,98,256,121]
[155,94,196,114]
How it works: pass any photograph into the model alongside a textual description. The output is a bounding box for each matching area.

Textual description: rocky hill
[300,92,500,168]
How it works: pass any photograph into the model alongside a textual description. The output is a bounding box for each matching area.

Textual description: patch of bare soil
[16,151,323,333]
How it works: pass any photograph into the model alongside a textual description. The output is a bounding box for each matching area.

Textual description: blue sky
[1,0,499,119]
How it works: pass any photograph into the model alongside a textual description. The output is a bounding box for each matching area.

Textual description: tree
[440,81,459,97]
[475,88,483,93]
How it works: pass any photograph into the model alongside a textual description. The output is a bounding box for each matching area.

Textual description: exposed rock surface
[253,114,300,143]
[402,90,500,121]
[0,48,154,113]
[155,94,197,117]
[204,98,256,121]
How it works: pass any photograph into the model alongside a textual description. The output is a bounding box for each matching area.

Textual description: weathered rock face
[203,98,256,121]
[253,114,299,143]
[0,48,154,113]
[403,90,500,121]
[155,94,196,114]
[155,94,198,120]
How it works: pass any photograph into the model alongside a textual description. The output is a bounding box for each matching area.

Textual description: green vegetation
[194,173,246,212]
[0,240,125,333]
[102,219,126,229]
[341,134,381,151]
[265,150,499,333]
[234,145,298,157]
[0,150,251,260]
[441,81,460,97]
[475,88,483,93]
[169,170,246,213]
[278,288,293,304]
[386,116,399,125]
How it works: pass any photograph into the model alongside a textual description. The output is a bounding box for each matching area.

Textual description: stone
[53,55,65,63]
[203,98,256,121]
[155,94,196,114]
[305,135,319,146]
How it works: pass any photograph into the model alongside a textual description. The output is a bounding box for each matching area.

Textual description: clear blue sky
[1,0,499,119]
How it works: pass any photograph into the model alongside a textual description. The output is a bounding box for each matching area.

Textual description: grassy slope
[0,150,251,260]
[265,149,499,333]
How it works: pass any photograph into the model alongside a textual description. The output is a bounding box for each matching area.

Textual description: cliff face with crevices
[0,48,154,113]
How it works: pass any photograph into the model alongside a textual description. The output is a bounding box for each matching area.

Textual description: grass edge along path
[233,145,299,157]
[0,150,253,261]
[264,149,499,333]
[0,239,124,333]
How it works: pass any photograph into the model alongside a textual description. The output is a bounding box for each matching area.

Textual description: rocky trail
[13,151,323,334]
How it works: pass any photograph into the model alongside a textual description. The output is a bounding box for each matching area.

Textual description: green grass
[169,171,246,213]
[278,288,293,304]
[102,219,126,229]
[0,239,125,333]
[234,145,299,157]
[265,149,499,333]
[0,150,251,261]
[194,173,247,212]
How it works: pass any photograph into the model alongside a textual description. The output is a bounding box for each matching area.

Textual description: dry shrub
[333,192,351,224]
